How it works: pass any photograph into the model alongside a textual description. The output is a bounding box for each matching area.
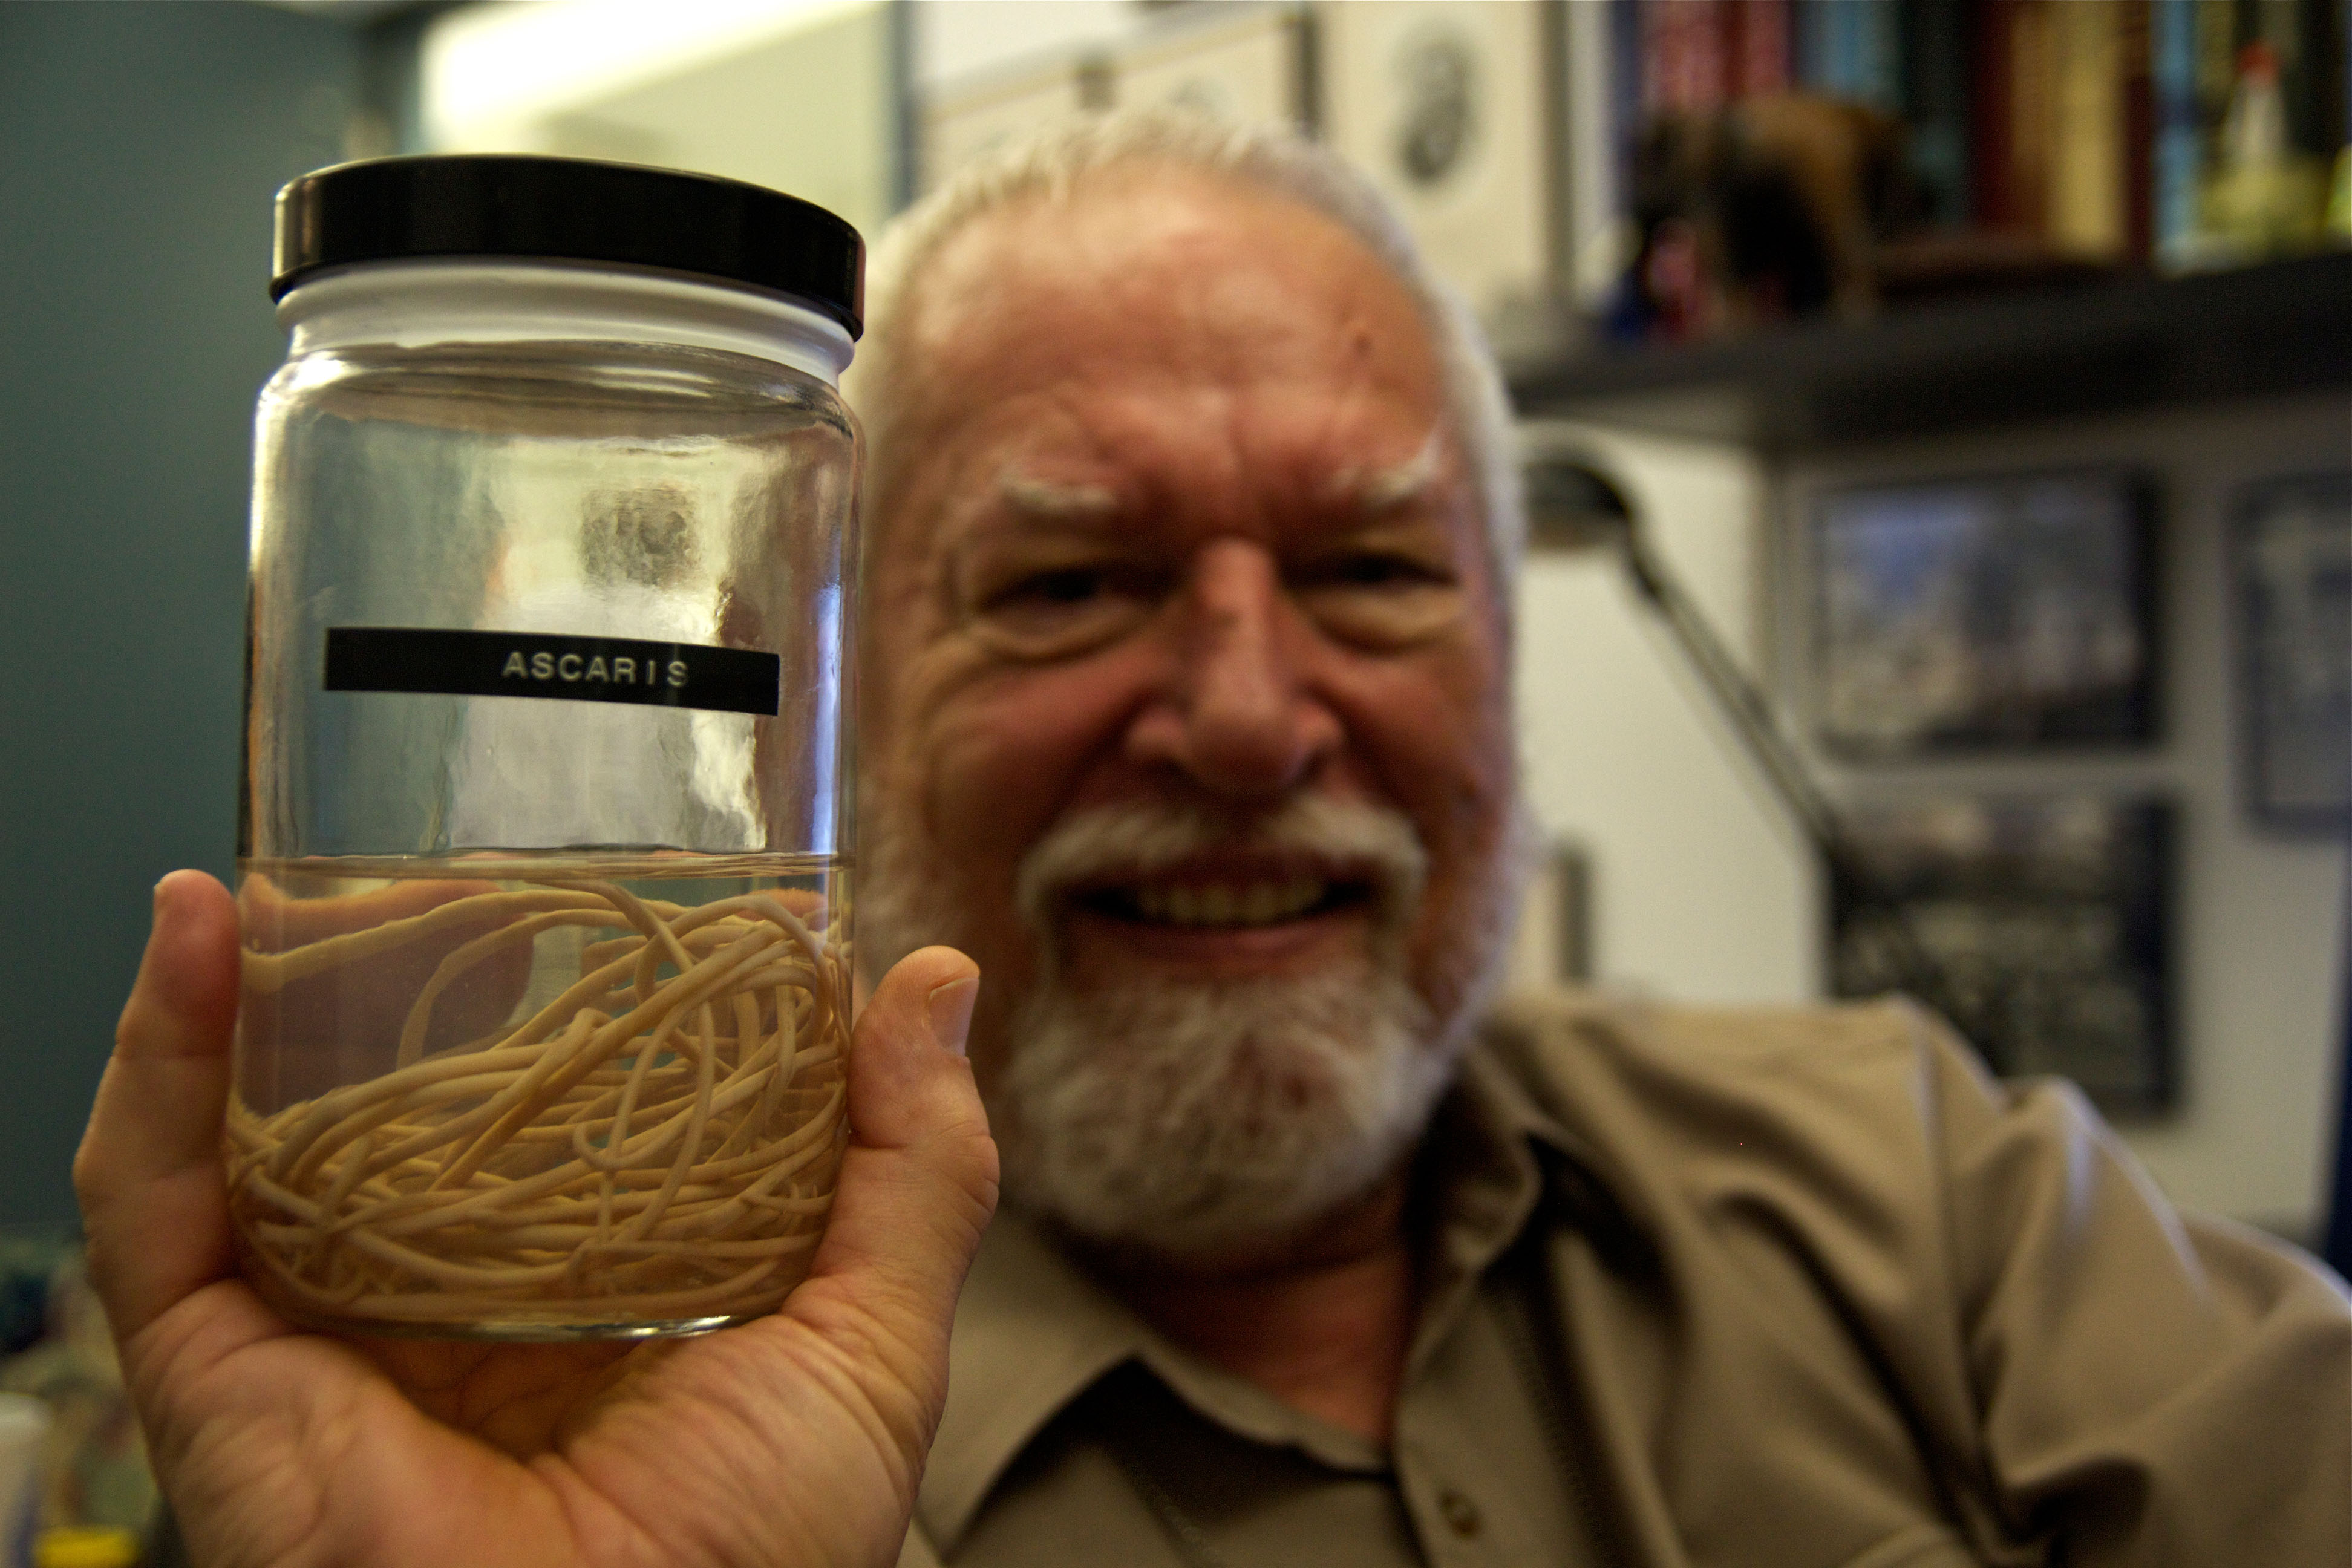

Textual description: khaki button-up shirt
[896,993,2352,1568]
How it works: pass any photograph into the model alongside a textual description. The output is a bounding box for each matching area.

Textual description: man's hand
[76,869,997,1568]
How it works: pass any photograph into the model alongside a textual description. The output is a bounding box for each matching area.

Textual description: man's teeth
[1132,877,1325,927]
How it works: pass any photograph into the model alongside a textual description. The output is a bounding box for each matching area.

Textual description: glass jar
[230,156,863,1339]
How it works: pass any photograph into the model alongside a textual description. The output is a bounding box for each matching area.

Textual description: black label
[323,627,780,717]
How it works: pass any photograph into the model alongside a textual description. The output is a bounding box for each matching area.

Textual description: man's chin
[987,964,1455,1272]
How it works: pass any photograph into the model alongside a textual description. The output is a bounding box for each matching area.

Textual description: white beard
[863,794,1522,1263]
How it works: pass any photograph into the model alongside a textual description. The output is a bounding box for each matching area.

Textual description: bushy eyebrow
[991,425,1447,532]
[999,469,1120,521]
[1328,427,1445,515]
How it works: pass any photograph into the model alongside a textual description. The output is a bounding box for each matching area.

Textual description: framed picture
[2232,470,2352,834]
[920,57,1089,194]
[1811,469,2158,757]
[1109,4,1308,131]
[1828,795,2174,1116]
[1503,840,1593,993]
[1315,0,1562,321]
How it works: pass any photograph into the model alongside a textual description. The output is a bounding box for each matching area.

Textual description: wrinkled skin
[861,168,1515,1104]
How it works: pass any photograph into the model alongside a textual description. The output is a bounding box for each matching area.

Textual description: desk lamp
[1521,451,1966,1045]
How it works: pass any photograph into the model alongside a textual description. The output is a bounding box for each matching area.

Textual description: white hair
[847,108,1525,619]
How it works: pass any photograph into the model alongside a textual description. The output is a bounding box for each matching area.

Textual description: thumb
[75,871,243,1347]
[800,946,997,1354]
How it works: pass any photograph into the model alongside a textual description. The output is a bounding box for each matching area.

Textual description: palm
[139,1283,916,1568]
[83,872,993,1568]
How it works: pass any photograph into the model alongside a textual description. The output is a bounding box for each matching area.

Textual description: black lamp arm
[1593,483,1965,1036]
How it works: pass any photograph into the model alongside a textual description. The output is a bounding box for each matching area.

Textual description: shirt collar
[915,1207,1145,1551]
[914,1025,1602,1555]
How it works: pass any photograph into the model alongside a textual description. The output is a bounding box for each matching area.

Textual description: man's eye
[1299,553,1452,592]
[968,561,1162,658]
[998,568,1108,607]
[1294,552,1464,648]
[1324,554,1442,588]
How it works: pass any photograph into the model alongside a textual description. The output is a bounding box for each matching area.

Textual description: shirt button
[1438,1488,1483,1538]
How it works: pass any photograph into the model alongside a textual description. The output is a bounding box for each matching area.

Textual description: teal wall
[0,2,365,1224]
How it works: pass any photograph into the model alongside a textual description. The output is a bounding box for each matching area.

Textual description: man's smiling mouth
[1074,875,1377,929]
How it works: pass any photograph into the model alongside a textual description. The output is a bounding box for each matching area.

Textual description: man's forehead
[907,166,1442,385]
[874,166,1465,566]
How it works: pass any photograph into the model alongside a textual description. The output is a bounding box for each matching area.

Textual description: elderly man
[80,114,2347,1568]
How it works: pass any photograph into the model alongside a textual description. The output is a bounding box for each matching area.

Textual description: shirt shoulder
[1475,985,1985,1184]
[1475,985,2351,1568]
[1484,984,1954,1076]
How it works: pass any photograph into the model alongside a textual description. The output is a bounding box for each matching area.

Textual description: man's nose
[1125,540,1342,797]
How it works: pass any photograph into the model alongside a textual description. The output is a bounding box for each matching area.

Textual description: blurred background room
[2,0,2348,1554]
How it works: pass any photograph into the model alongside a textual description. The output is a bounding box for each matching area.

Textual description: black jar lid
[272,154,865,338]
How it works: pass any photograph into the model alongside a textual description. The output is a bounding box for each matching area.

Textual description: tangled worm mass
[226,876,850,1334]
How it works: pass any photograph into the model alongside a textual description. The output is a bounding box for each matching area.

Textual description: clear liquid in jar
[227,851,851,1340]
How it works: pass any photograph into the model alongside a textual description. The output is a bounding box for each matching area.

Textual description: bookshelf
[1506,249,2352,451]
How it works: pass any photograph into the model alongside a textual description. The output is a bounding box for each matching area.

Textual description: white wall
[911,0,1142,90]
[422,0,903,235]
[420,0,1163,231]
[1513,423,1817,1006]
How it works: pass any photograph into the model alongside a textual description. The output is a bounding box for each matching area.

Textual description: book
[1797,0,1902,106]
[1645,0,1731,114]
[2050,0,2127,259]
[2257,0,2342,157]
[1903,0,1975,227]
[1727,0,1794,97]
[2154,0,2204,261]
[2008,0,2056,235]
[1849,0,1904,107]
[1971,0,2027,228]
[2123,0,2157,261]
[1797,0,1840,91]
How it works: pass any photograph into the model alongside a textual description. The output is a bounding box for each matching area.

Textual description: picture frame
[1811,468,2158,758]
[1828,795,2174,1116]
[1315,0,1563,322]
[1109,4,1310,132]
[2231,469,2352,834]
[1503,840,1593,993]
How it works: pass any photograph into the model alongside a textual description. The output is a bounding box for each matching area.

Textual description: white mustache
[1012,796,1429,942]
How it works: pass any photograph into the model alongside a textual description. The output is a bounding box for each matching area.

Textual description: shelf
[1504,251,2352,453]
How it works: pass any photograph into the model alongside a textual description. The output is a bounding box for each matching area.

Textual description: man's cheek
[918,735,1033,874]
[921,677,1106,839]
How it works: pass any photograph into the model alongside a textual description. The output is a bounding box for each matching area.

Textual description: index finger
[74,870,243,1344]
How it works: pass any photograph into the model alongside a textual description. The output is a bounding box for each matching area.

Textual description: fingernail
[926,975,979,1059]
